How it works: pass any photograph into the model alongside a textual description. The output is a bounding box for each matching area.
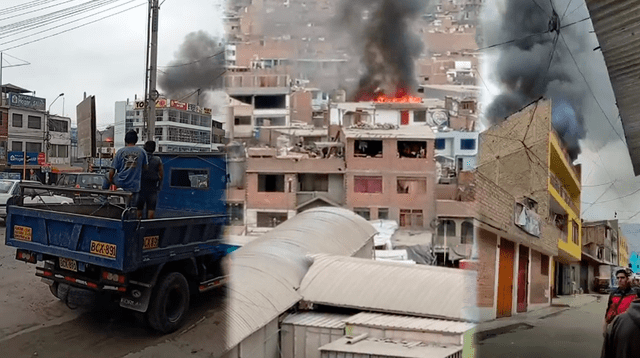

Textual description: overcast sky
[1,0,224,130]
[480,0,640,225]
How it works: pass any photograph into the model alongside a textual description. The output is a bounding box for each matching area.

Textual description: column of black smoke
[480,0,587,160]
[158,31,226,103]
[336,0,427,100]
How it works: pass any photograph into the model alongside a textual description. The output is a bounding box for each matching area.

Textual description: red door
[497,239,515,318]
[401,110,409,125]
[517,246,529,313]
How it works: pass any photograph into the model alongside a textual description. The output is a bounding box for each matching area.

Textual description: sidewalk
[475,294,602,341]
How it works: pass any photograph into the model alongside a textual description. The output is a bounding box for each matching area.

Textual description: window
[49,119,68,132]
[257,212,287,227]
[354,176,382,193]
[378,208,389,220]
[572,220,579,245]
[298,174,328,192]
[541,254,549,276]
[0,111,3,125]
[438,219,456,237]
[227,203,244,225]
[461,221,474,244]
[460,139,476,150]
[400,209,423,227]
[397,141,427,158]
[234,116,251,125]
[258,174,284,192]
[12,113,22,127]
[397,177,426,194]
[414,110,426,122]
[48,144,68,158]
[435,138,446,150]
[170,169,209,188]
[27,115,41,129]
[354,140,383,158]
[353,208,370,220]
[11,141,22,152]
[26,142,41,153]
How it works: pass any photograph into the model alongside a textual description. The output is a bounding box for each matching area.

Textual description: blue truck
[5,152,234,333]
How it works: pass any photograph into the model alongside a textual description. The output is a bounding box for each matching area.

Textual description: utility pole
[145,0,160,142]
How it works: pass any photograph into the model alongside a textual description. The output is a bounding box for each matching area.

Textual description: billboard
[8,151,40,166]
[8,93,46,111]
[76,96,96,159]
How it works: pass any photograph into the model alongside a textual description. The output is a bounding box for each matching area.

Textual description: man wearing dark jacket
[601,296,640,358]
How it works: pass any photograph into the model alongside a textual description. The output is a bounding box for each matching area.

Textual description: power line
[0,0,76,22]
[0,2,145,52]
[531,0,550,17]
[560,0,574,21]
[0,0,56,16]
[558,32,626,144]
[158,50,226,68]
[0,0,141,48]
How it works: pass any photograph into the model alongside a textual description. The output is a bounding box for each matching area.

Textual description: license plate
[59,257,77,272]
[143,236,159,250]
[90,241,117,259]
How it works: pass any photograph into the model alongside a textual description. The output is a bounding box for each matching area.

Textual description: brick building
[475,98,581,320]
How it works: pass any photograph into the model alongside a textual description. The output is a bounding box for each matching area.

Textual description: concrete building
[476,98,581,320]
[580,220,620,293]
[114,98,223,152]
[340,125,437,229]
[619,233,630,269]
[1,86,72,179]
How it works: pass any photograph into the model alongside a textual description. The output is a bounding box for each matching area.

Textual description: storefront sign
[8,151,40,166]
[8,93,46,111]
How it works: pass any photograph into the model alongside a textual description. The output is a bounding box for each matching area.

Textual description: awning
[51,165,83,173]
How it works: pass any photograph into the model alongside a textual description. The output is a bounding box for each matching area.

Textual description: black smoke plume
[479,0,587,160]
[336,0,427,100]
[158,31,225,104]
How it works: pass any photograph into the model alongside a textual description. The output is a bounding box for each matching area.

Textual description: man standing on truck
[604,268,637,332]
[109,130,148,213]
[139,140,163,219]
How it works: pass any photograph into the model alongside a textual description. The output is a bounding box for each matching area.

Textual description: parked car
[56,172,107,190]
[0,180,73,221]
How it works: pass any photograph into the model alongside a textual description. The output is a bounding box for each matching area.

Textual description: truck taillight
[102,271,125,284]
[16,250,36,264]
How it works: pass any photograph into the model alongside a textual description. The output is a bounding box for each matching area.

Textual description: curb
[475,323,534,342]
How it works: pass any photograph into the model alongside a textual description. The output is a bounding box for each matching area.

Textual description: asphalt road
[476,298,608,358]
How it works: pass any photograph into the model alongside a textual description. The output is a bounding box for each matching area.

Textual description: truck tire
[147,272,190,333]
[49,282,59,299]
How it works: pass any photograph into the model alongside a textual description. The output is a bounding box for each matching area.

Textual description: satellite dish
[431,111,448,127]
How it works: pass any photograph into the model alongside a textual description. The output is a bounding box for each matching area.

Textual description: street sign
[8,152,38,166]
[37,152,45,165]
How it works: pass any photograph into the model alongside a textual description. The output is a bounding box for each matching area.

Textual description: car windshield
[80,175,103,185]
[0,181,13,193]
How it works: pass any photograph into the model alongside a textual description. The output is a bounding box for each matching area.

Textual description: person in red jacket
[604,268,636,331]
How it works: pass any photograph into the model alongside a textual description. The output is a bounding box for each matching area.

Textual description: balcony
[549,172,579,215]
[547,218,568,243]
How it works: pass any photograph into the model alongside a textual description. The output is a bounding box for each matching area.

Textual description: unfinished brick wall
[530,250,549,304]
[477,229,497,307]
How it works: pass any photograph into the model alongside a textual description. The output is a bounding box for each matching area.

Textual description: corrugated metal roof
[299,255,477,321]
[319,337,462,358]
[342,125,436,139]
[345,312,475,334]
[585,0,640,175]
[216,208,376,355]
[281,312,350,329]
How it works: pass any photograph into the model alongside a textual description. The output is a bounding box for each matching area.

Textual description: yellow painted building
[620,234,630,269]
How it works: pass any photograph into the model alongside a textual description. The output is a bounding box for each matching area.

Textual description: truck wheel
[147,272,190,333]
[49,282,59,299]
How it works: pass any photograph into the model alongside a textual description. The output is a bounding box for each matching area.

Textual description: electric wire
[0,0,57,16]
[0,0,124,38]
[0,0,77,22]
[0,0,141,48]
[558,32,626,144]
[158,50,226,68]
[0,2,145,51]
[560,0,574,21]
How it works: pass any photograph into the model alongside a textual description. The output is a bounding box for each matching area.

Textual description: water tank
[226,141,246,189]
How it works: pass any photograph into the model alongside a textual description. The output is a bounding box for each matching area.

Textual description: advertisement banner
[156,98,167,108]
[170,100,187,111]
[8,93,46,111]
[8,152,40,166]
[203,108,212,115]
[188,103,197,112]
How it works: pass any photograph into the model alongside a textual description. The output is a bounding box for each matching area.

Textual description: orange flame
[357,88,422,103]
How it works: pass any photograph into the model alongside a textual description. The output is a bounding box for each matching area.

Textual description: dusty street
[0,228,226,358]
[476,297,608,358]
